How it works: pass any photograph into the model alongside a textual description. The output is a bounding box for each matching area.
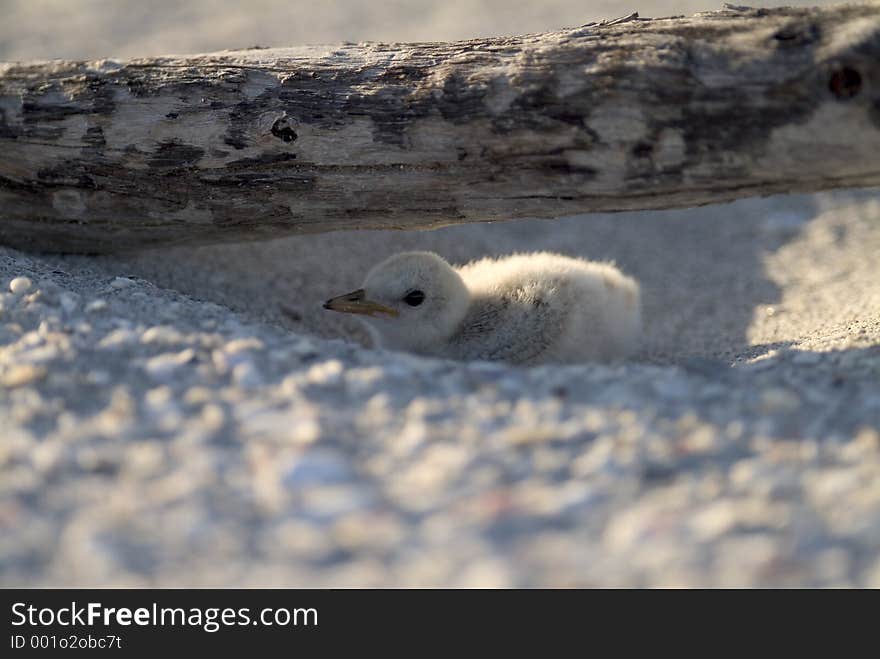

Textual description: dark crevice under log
[1,4,880,253]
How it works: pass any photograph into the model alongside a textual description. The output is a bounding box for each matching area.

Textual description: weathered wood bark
[1,4,880,253]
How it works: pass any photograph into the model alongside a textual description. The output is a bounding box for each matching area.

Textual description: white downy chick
[324,251,641,365]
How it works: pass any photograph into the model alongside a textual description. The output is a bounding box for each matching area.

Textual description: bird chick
[323,251,641,365]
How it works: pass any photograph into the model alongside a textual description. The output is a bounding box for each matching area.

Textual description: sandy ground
[2,1,880,587]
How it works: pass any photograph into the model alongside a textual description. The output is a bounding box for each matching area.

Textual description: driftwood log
[1,4,880,253]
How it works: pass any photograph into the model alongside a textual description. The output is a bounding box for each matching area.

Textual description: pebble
[98,328,139,349]
[199,404,226,432]
[85,299,107,313]
[143,349,196,381]
[306,360,344,385]
[0,364,47,387]
[141,326,185,344]
[9,277,32,295]
[110,277,136,289]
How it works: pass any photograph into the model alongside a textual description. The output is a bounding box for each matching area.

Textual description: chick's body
[448,253,641,365]
[324,251,641,366]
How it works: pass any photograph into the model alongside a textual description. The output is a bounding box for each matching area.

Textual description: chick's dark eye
[403,290,425,306]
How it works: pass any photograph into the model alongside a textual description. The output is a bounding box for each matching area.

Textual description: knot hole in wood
[271,115,298,142]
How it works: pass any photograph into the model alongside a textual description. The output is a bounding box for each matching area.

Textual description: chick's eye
[403,290,425,306]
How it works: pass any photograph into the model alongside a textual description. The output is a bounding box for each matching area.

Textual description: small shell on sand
[9,277,32,295]
[1,364,47,387]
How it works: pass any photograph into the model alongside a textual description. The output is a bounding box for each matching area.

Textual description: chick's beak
[323,288,399,318]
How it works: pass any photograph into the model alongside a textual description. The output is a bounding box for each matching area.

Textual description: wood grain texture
[1,4,880,253]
